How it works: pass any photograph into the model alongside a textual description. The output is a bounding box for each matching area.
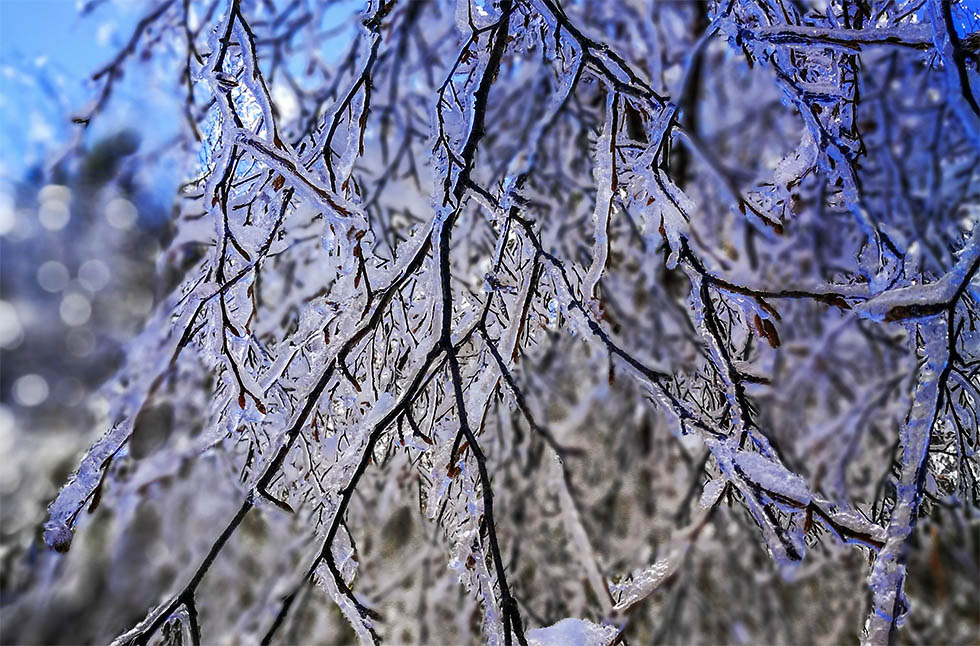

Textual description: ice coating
[734,449,812,506]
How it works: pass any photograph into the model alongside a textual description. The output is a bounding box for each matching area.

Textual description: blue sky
[1,0,98,173]
[0,1,104,80]
[0,0,179,181]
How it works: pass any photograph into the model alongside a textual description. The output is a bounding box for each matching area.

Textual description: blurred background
[0,1,181,639]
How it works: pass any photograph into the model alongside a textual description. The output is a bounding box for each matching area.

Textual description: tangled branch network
[40,0,980,644]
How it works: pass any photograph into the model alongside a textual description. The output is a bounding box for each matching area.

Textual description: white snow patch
[527,618,619,646]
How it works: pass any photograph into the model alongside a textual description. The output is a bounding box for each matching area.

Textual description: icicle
[581,92,616,301]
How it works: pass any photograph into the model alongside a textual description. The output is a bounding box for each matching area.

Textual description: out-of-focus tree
[0,128,173,643]
[2,0,979,645]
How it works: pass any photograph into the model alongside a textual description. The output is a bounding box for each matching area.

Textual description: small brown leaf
[754,314,781,348]
[238,393,246,409]
[272,174,285,191]
[761,318,781,348]
[756,298,780,321]
[261,490,294,514]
